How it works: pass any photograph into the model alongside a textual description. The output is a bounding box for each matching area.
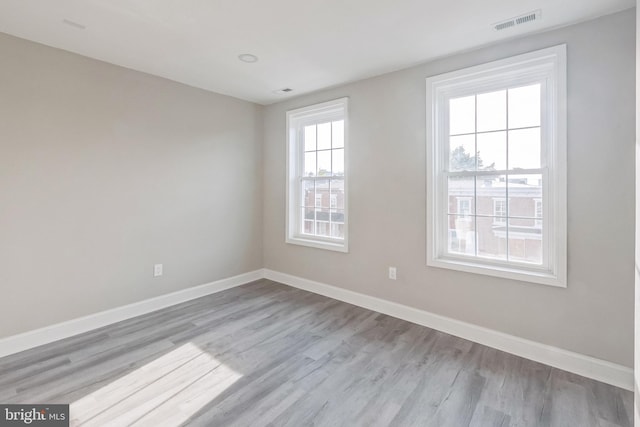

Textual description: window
[426,45,566,287]
[286,98,348,252]
[493,198,507,225]
[534,199,542,227]
[457,197,472,218]
[330,194,338,209]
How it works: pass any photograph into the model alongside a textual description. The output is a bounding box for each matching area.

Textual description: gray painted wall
[0,10,634,369]
[0,33,263,338]
[263,10,636,367]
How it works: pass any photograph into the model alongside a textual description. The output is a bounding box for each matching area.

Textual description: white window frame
[426,45,567,287]
[286,98,349,252]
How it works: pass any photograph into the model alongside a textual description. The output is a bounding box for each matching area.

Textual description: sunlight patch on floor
[70,342,242,426]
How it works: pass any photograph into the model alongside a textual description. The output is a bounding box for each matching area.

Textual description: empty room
[0,0,637,426]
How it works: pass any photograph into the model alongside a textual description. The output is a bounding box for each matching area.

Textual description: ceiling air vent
[493,10,541,31]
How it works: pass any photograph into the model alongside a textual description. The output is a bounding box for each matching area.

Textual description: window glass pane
[508,128,540,170]
[303,207,315,233]
[315,179,329,208]
[449,96,475,135]
[507,218,542,265]
[330,194,337,209]
[303,220,314,234]
[508,217,537,227]
[449,134,476,171]
[317,151,331,176]
[331,209,345,223]
[476,131,506,171]
[448,177,474,215]
[304,152,316,177]
[331,209,345,239]
[508,84,541,129]
[506,174,542,218]
[316,222,330,237]
[475,175,506,216]
[477,90,506,132]
[332,120,344,148]
[331,222,344,239]
[535,200,543,226]
[458,199,472,217]
[302,180,314,207]
[315,209,330,237]
[317,122,331,150]
[304,125,316,151]
[448,215,476,255]
[477,216,507,260]
[332,148,344,176]
[493,201,508,224]
[330,180,345,210]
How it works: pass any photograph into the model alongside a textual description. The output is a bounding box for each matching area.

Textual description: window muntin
[427,45,566,287]
[286,98,348,252]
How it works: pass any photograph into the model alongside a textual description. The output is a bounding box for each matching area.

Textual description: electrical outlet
[388,267,397,280]
[154,264,163,277]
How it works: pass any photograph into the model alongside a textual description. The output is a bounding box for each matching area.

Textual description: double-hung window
[286,98,348,252]
[426,45,567,287]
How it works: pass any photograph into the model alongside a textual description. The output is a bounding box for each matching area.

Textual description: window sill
[427,256,565,288]
[286,236,348,253]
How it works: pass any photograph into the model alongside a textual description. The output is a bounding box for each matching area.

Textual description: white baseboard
[263,269,633,391]
[0,269,263,359]
[1,267,632,392]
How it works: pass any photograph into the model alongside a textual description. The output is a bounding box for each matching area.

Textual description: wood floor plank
[468,405,511,427]
[0,279,632,427]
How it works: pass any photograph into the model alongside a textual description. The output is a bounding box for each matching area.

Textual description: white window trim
[286,97,349,253]
[426,45,567,287]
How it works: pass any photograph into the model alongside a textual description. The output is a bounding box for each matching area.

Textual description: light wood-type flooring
[0,279,633,426]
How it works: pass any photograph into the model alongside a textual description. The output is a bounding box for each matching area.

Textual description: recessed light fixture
[62,19,86,30]
[273,88,293,95]
[238,54,259,63]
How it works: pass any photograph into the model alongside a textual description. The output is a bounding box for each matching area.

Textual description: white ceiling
[0,0,633,105]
